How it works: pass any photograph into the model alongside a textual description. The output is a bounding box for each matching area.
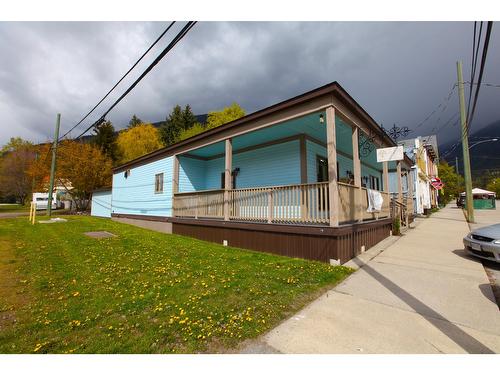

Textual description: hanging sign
[376,146,404,162]
[431,176,444,190]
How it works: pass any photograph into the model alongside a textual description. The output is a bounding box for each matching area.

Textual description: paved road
[466,202,500,309]
[241,205,500,354]
[0,211,29,219]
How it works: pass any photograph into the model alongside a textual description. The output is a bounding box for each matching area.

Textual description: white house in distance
[390,135,439,215]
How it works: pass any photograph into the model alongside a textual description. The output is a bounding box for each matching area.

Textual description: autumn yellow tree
[30,141,113,210]
[0,138,36,203]
[116,123,164,164]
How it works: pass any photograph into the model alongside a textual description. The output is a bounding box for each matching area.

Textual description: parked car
[463,224,500,263]
[32,192,58,210]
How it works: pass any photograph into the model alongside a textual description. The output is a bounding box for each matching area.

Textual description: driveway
[0,212,29,219]
[241,205,500,353]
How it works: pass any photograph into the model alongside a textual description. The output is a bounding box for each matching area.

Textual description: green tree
[438,161,465,205]
[160,105,197,146]
[177,123,206,141]
[116,123,164,164]
[1,137,33,156]
[206,102,245,130]
[92,121,118,162]
[176,103,246,141]
[128,114,143,128]
[486,177,500,196]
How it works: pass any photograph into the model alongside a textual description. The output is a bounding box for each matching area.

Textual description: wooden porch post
[172,155,179,194]
[326,106,339,227]
[397,161,403,204]
[299,134,307,221]
[383,161,389,193]
[172,155,179,217]
[224,139,232,221]
[408,167,414,204]
[352,126,362,222]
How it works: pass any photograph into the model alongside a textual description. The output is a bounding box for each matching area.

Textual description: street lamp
[468,138,498,150]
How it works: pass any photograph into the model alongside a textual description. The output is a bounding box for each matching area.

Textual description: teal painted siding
[306,140,354,183]
[112,157,173,217]
[179,156,206,192]
[91,190,112,218]
[234,140,300,188]
[205,158,224,190]
[204,140,301,189]
[359,133,383,190]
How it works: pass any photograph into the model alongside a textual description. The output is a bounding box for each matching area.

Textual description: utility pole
[455,156,459,175]
[456,61,474,222]
[47,114,61,217]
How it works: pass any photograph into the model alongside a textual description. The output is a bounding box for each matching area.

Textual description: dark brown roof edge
[113,81,401,173]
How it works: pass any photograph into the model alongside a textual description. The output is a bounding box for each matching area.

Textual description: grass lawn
[0,215,353,354]
[0,204,29,213]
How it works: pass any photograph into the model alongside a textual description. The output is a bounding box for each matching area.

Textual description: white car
[32,193,58,210]
[463,224,500,263]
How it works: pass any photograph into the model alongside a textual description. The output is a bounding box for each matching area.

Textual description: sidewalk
[242,205,500,353]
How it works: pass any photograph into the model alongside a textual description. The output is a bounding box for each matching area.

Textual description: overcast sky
[0,21,499,147]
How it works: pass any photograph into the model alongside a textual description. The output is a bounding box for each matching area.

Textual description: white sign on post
[376,146,404,163]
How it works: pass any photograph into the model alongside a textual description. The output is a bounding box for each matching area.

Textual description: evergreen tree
[128,114,143,128]
[160,105,197,146]
[92,121,118,162]
[182,105,197,130]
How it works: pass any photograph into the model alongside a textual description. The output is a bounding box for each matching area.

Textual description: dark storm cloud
[0,21,499,146]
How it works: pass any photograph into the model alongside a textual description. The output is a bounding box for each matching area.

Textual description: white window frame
[154,173,164,194]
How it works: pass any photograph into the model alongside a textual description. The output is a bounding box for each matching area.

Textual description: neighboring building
[90,187,112,217]
[390,135,439,215]
[92,82,413,264]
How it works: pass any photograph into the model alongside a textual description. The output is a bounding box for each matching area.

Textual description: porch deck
[173,181,391,226]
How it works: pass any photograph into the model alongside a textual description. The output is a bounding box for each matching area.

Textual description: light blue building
[91,82,413,264]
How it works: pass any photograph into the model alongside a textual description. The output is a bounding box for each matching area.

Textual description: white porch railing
[173,182,391,225]
[173,189,224,219]
[229,182,329,224]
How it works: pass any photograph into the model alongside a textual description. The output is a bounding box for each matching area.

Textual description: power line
[465,21,494,136]
[412,83,457,130]
[58,22,176,141]
[466,21,483,123]
[74,21,197,140]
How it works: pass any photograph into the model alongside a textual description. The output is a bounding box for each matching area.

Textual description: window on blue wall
[155,173,164,193]
[316,156,339,182]
[369,175,380,191]
[220,171,236,189]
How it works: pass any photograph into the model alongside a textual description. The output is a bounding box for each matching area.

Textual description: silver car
[463,224,500,263]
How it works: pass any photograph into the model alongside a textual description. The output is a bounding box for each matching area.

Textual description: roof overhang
[113,81,399,173]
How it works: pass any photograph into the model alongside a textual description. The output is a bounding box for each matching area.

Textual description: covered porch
[171,108,401,227]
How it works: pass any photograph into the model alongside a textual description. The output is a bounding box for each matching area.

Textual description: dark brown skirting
[171,217,392,264]
[111,213,170,222]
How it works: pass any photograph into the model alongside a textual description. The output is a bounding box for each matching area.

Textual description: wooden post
[299,135,307,221]
[408,167,415,220]
[383,161,389,193]
[172,155,179,217]
[326,106,339,227]
[352,126,362,222]
[397,161,403,205]
[31,203,36,225]
[172,155,179,194]
[224,139,232,221]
